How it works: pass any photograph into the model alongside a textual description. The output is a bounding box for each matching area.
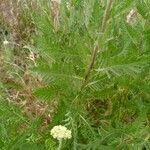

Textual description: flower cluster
[50,125,72,140]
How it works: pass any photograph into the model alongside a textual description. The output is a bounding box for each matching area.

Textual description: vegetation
[0,0,150,149]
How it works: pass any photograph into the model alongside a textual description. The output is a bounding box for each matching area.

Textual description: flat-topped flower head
[50,125,72,140]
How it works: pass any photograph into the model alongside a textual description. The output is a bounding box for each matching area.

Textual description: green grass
[0,0,150,149]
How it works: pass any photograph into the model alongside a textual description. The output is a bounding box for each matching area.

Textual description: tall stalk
[81,0,113,90]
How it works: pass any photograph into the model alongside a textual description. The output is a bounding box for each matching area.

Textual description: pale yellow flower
[50,125,72,140]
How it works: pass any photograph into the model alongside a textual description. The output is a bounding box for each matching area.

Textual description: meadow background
[0,0,150,149]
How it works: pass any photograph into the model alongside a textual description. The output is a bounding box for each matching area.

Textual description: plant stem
[81,0,113,90]
[81,43,98,90]
[101,0,113,33]
[57,139,62,150]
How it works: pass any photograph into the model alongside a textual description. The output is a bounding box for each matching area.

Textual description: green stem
[81,0,113,90]
[57,139,62,150]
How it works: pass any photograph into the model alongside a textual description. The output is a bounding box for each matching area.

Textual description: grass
[0,0,150,149]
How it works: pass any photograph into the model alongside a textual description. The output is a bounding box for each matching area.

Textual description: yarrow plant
[0,0,149,150]
[50,125,72,150]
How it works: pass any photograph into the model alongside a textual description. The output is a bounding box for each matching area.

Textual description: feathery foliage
[0,0,150,149]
